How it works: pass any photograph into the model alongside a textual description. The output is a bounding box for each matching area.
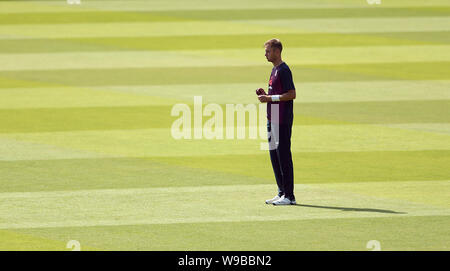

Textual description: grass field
[0,0,449,251]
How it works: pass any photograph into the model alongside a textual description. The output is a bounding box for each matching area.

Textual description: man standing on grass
[256,38,296,205]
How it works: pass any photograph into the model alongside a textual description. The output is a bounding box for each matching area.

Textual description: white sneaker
[265,195,283,204]
[272,197,296,205]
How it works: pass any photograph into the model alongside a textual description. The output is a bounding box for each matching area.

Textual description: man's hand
[256,88,267,95]
[258,95,271,103]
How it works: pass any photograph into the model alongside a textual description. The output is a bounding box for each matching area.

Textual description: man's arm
[258,67,296,103]
[280,89,296,101]
[258,89,296,103]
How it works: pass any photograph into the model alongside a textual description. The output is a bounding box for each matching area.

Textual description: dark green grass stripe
[0,100,447,133]
[310,62,450,81]
[0,62,449,88]
[0,106,174,133]
[1,150,448,192]
[2,7,450,24]
[151,150,450,185]
[0,156,268,192]
[1,32,449,53]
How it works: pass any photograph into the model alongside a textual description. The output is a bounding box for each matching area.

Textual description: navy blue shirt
[267,62,295,124]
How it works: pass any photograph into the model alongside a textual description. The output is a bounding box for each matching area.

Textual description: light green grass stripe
[0,182,447,229]
[1,81,448,109]
[1,62,449,88]
[2,7,450,24]
[91,81,450,105]
[236,17,450,34]
[0,21,301,39]
[0,50,260,71]
[209,45,450,66]
[0,86,183,109]
[13,215,449,250]
[0,1,91,14]
[380,123,450,135]
[2,0,448,14]
[2,45,450,71]
[1,18,450,40]
[2,32,449,53]
[0,137,116,161]
[0,229,95,251]
[294,80,450,103]
[315,180,450,208]
[0,124,448,159]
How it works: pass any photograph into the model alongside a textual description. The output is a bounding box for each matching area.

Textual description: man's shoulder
[277,63,292,77]
[279,62,292,72]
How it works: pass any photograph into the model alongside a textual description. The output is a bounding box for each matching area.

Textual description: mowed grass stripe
[3,45,450,71]
[314,180,450,208]
[1,81,449,109]
[0,105,175,133]
[0,182,447,229]
[0,100,448,133]
[1,62,449,88]
[0,86,184,109]
[150,152,450,188]
[1,125,448,158]
[3,0,450,14]
[293,100,450,125]
[381,123,450,135]
[2,32,449,53]
[2,0,450,14]
[2,7,450,24]
[0,136,114,162]
[1,150,449,192]
[236,17,450,34]
[13,215,449,250]
[1,18,450,39]
[294,80,450,103]
[0,229,93,251]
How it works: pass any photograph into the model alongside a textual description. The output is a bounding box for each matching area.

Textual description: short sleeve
[280,67,295,93]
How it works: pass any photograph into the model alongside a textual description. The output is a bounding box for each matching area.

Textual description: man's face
[265,45,279,63]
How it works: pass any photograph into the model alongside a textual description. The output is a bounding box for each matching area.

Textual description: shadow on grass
[294,204,407,214]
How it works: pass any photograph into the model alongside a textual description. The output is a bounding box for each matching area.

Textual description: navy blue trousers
[267,120,295,201]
